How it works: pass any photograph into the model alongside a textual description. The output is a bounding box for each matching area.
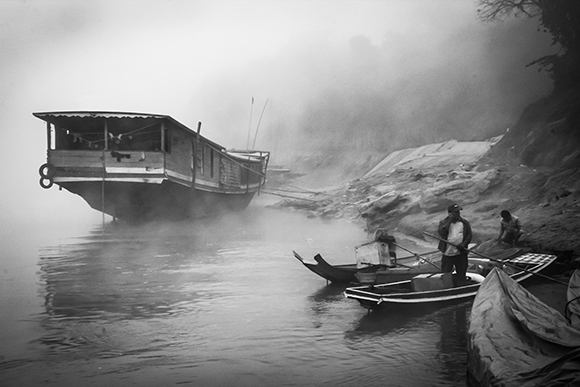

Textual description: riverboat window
[52,122,170,152]
[109,125,163,151]
[164,127,171,153]
[54,126,105,150]
[210,148,214,178]
[197,144,204,175]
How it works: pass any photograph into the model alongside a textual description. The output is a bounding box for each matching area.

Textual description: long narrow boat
[344,252,556,309]
[293,249,441,285]
[467,267,580,387]
[34,111,270,221]
[294,245,523,285]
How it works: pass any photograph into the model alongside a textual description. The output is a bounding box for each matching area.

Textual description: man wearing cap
[437,203,472,286]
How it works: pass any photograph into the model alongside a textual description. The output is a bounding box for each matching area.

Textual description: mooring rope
[266,186,324,194]
[261,190,319,202]
[281,183,321,194]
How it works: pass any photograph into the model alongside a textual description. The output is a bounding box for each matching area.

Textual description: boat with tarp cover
[344,253,556,309]
[467,268,580,387]
[34,111,270,221]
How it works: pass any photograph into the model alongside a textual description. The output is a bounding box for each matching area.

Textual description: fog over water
[0,2,560,385]
[0,0,556,225]
[2,198,476,386]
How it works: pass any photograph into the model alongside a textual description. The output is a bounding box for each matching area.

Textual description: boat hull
[294,248,523,286]
[293,250,442,285]
[344,253,557,309]
[62,180,256,221]
[34,111,269,221]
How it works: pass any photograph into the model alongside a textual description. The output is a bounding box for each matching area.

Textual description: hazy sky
[0,0,554,226]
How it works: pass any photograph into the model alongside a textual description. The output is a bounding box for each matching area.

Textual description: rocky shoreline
[271,138,580,264]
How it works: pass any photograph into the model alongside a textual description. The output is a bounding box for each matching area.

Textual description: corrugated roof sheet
[32,111,225,149]
[34,111,168,120]
[33,110,189,132]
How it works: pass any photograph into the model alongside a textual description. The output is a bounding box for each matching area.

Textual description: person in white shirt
[437,204,472,286]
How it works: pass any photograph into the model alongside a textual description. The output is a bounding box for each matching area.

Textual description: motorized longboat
[344,252,556,309]
[293,248,442,285]
[294,228,523,285]
[34,111,270,221]
[467,267,580,387]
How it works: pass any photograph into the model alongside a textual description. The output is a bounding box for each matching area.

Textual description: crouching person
[497,210,524,246]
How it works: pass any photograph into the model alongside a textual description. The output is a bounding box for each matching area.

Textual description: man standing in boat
[437,204,472,286]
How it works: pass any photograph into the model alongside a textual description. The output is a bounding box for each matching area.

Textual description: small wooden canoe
[293,249,441,285]
[294,246,523,285]
[344,252,556,309]
[467,267,580,387]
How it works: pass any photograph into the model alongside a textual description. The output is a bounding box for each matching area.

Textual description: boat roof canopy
[225,150,269,163]
[33,111,224,149]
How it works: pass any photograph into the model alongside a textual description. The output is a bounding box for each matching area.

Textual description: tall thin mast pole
[252,98,268,149]
[246,96,254,150]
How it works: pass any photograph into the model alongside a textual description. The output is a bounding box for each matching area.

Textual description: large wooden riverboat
[35,111,270,221]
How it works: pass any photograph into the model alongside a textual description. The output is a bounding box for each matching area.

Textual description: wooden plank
[49,150,164,168]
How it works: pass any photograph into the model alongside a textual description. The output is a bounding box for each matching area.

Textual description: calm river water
[0,198,471,387]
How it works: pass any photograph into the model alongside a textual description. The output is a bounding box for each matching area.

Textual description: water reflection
[39,222,222,321]
[343,301,471,387]
[2,206,470,386]
[306,284,348,328]
[437,303,469,382]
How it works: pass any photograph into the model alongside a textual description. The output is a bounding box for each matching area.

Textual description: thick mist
[195,16,555,168]
[0,0,556,224]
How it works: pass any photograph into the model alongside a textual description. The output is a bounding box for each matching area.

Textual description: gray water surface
[0,203,469,386]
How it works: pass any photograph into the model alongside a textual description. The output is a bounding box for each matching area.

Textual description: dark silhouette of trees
[478,0,580,91]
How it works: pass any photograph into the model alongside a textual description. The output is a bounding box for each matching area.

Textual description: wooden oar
[373,229,440,271]
[392,243,441,271]
[423,231,566,286]
[357,260,414,270]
